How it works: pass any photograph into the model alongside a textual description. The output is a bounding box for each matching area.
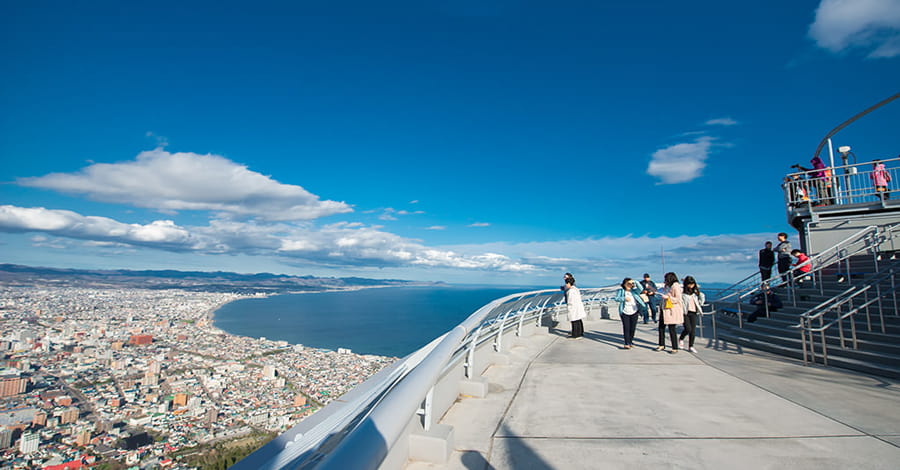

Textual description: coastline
[207,284,539,357]
[205,284,415,352]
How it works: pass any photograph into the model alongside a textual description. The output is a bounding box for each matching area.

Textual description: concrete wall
[381,310,554,468]
[801,210,900,256]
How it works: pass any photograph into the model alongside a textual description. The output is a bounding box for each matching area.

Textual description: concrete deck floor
[406,318,900,470]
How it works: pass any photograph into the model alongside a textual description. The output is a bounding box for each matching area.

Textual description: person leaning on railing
[793,156,834,205]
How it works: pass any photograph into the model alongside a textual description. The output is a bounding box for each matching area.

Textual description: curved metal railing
[232,286,617,469]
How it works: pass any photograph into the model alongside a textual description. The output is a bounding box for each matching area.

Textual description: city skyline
[2,0,900,285]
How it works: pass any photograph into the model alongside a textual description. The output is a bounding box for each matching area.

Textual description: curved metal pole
[813,91,900,161]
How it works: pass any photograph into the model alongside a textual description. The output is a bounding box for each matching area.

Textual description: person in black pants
[747,284,782,323]
[678,276,705,353]
[774,232,792,285]
[614,278,647,349]
[656,272,683,353]
[758,241,775,282]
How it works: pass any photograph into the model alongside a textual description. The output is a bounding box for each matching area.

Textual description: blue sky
[1,0,899,286]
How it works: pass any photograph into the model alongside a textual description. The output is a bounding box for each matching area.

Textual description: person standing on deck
[759,241,775,282]
[678,276,705,353]
[640,273,660,323]
[564,275,586,338]
[775,232,792,285]
[614,278,646,349]
[871,160,891,200]
[795,156,833,205]
[657,272,683,353]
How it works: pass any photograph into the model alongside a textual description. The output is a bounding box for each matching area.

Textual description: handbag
[664,297,673,309]
[639,293,650,303]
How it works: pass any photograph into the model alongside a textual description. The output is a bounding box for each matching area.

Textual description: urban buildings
[0,285,395,469]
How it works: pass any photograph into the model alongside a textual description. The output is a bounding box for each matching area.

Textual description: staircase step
[715,312,900,343]
[717,325,900,374]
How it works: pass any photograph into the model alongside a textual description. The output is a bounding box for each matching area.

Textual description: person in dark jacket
[747,283,782,323]
[640,273,660,324]
[758,241,775,282]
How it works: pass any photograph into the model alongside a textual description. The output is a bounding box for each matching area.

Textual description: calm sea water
[212,286,538,357]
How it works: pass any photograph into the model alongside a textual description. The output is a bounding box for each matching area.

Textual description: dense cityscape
[0,284,397,469]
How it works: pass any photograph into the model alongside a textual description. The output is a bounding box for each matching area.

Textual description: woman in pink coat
[656,272,684,353]
[871,160,891,200]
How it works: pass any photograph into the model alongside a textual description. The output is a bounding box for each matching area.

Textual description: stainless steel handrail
[794,262,900,365]
[784,157,900,207]
[797,280,900,367]
[713,225,881,325]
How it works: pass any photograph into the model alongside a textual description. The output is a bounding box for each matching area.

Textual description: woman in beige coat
[656,272,684,353]
[564,275,587,338]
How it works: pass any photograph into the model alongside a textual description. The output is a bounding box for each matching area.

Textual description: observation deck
[401,319,900,469]
[234,292,900,469]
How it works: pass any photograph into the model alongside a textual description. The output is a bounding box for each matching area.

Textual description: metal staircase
[711,250,900,379]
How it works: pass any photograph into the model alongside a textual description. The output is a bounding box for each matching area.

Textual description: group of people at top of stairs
[564,272,704,354]
[786,155,892,207]
[758,232,811,287]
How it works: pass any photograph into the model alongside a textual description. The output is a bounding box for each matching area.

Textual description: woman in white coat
[564,275,586,338]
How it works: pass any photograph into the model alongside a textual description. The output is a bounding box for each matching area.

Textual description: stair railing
[713,225,881,323]
[795,264,900,366]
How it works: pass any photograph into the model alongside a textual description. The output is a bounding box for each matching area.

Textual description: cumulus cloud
[0,205,210,251]
[0,203,779,282]
[0,205,536,272]
[646,136,713,184]
[439,232,777,283]
[705,117,739,126]
[17,149,352,221]
[809,0,900,58]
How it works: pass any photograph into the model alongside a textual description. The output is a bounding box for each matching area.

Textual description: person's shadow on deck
[582,329,660,350]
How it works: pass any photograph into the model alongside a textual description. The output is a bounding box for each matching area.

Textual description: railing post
[464,326,482,379]
[417,386,434,431]
[494,311,509,352]
[800,317,809,365]
[808,318,817,365]
[837,307,846,349]
[820,316,828,366]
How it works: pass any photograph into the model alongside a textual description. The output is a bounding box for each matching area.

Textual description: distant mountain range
[0,264,443,294]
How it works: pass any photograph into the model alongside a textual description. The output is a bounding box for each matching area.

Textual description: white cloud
[377,208,425,220]
[646,136,714,184]
[809,0,900,58]
[425,226,447,230]
[705,117,739,126]
[17,149,352,221]
[0,203,783,283]
[468,222,490,227]
[0,205,208,250]
[438,232,782,284]
[0,205,535,272]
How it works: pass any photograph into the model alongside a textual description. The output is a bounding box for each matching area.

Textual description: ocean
[212,285,541,357]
